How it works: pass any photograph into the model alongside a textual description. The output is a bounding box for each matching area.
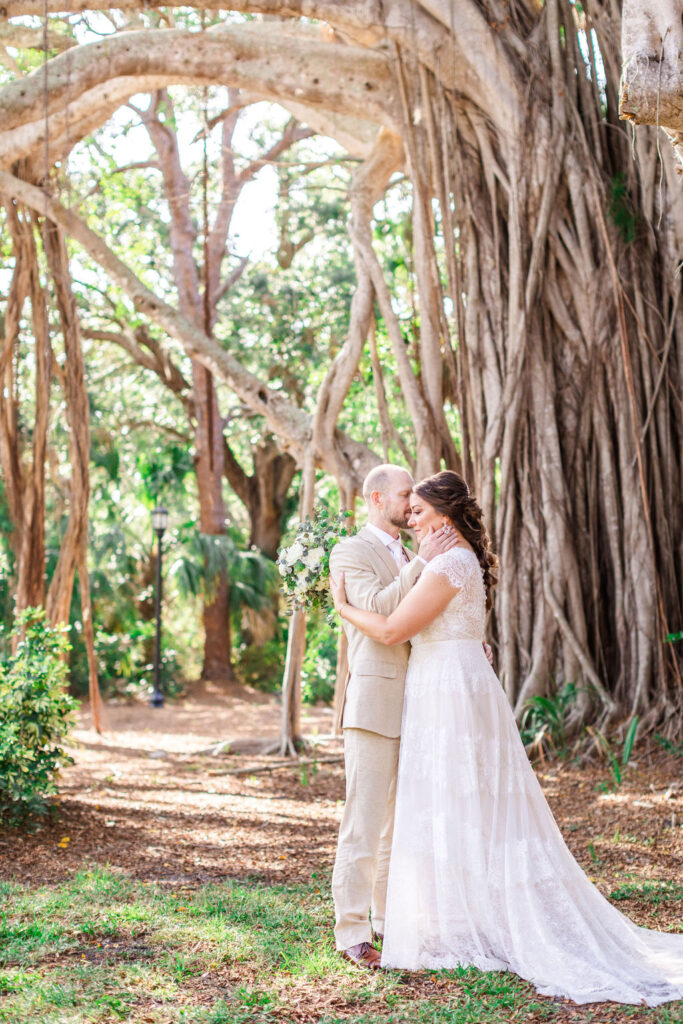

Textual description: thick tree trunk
[619,0,683,169]
[137,92,316,684]
[248,442,297,559]
[402,0,683,735]
[223,435,297,559]
[278,452,315,755]
[0,202,50,615]
[224,436,296,647]
[139,92,235,683]
[0,201,104,728]
[78,536,104,733]
[193,362,233,682]
[43,221,91,627]
[42,219,104,728]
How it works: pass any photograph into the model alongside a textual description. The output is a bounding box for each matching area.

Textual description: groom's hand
[418,524,460,562]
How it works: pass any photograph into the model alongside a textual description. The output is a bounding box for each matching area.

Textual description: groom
[329,463,458,969]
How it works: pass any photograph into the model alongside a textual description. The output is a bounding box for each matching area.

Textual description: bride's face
[407,493,446,540]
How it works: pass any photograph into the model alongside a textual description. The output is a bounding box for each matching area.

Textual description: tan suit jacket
[330,526,423,737]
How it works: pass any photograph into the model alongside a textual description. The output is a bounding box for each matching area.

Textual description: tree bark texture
[619,0,683,169]
[43,221,92,628]
[78,537,104,733]
[223,435,297,559]
[223,435,297,647]
[278,451,316,755]
[0,202,50,615]
[0,23,396,171]
[398,0,682,735]
[41,220,105,728]
[0,202,104,727]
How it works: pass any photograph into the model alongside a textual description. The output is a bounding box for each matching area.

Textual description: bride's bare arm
[331,570,457,645]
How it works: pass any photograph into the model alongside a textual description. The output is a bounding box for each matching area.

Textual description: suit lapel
[402,542,416,563]
[357,526,399,579]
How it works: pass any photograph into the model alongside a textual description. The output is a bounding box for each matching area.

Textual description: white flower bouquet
[277,507,355,612]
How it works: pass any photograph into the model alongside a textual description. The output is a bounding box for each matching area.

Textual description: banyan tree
[0,1,681,746]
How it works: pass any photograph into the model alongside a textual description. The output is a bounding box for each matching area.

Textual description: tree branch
[0,22,75,51]
[82,325,194,415]
[0,170,379,490]
[222,437,252,507]
[214,256,249,306]
[0,22,396,168]
[311,126,403,473]
[237,119,315,188]
[0,1,521,127]
[138,88,201,323]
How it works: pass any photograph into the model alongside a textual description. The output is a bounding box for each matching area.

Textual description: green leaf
[622,715,639,767]
[0,609,77,826]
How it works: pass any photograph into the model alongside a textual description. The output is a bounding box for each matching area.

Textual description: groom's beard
[388,511,411,530]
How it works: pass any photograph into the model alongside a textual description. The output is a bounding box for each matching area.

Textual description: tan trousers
[332,727,400,950]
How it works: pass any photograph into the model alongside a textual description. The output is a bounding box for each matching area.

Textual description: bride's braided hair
[414,470,498,610]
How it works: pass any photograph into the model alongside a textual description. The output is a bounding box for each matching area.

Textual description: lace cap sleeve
[422,547,476,590]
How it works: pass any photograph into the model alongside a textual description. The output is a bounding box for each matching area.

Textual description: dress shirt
[366,523,424,568]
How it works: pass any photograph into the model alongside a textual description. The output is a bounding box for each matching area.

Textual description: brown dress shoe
[341,941,382,969]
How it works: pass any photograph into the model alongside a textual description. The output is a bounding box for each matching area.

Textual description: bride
[330,470,683,1006]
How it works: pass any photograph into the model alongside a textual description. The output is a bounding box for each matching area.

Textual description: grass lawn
[1,867,682,1024]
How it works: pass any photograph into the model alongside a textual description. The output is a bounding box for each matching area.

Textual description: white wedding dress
[381,547,683,1006]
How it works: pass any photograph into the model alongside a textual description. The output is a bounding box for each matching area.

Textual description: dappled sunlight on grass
[0,866,681,1023]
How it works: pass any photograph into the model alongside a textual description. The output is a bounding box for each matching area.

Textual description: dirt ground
[1,685,682,1024]
[0,685,342,887]
[2,685,682,901]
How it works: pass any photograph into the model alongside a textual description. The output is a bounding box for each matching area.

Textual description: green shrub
[235,611,338,705]
[301,611,337,705]
[520,681,579,759]
[236,635,286,693]
[0,608,78,825]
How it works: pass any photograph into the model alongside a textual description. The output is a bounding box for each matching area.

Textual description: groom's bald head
[363,464,414,533]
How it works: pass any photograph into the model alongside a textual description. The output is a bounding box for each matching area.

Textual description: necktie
[388,539,405,567]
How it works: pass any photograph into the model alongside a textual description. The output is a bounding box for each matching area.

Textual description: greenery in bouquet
[277,507,355,613]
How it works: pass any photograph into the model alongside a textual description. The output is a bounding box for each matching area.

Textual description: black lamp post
[150,506,169,708]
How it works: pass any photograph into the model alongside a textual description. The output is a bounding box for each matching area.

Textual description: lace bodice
[413,547,486,645]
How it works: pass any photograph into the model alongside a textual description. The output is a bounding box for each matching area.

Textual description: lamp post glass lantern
[150,507,169,707]
[152,506,169,533]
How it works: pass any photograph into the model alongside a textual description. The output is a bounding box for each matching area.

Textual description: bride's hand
[418,523,461,562]
[329,571,348,613]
